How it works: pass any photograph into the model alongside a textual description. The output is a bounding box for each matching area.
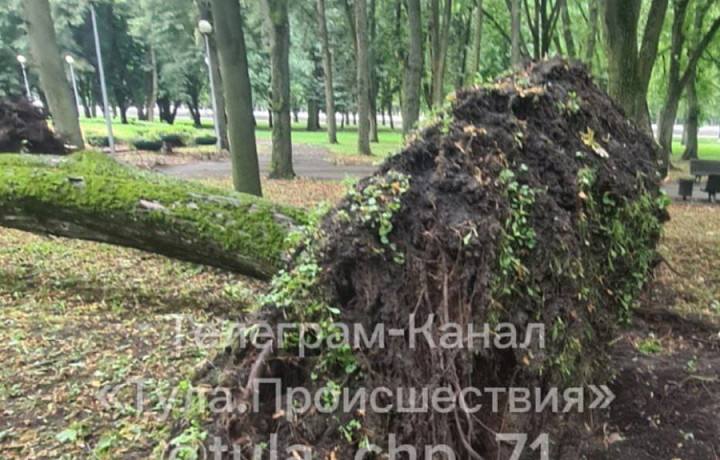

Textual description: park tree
[402,0,423,133]
[510,0,522,67]
[600,0,669,134]
[355,0,372,155]
[21,0,84,149]
[656,0,720,169]
[316,0,338,144]
[210,0,262,196]
[262,0,295,179]
[428,0,453,108]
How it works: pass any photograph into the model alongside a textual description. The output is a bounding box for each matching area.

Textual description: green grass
[254,121,404,158]
[79,118,719,161]
[79,118,404,158]
[671,138,720,161]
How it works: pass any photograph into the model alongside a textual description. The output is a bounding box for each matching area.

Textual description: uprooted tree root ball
[194,60,669,459]
[0,98,68,154]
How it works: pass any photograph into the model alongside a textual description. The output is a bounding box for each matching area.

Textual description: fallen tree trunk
[0,152,305,279]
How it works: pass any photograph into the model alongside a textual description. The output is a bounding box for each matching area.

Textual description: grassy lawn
[671,138,720,161]
[79,118,405,158]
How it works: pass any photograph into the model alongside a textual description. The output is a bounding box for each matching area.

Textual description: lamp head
[65,55,75,65]
[198,20,213,35]
[17,55,27,65]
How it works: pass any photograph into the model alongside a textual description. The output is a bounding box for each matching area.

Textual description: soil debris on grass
[0,98,68,154]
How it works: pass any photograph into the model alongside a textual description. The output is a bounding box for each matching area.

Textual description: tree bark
[510,0,522,67]
[262,0,295,179]
[355,0,372,155]
[466,0,484,85]
[601,0,668,135]
[429,0,453,108]
[585,1,599,70]
[210,0,263,196]
[21,0,85,149]
[560,0,576,59]
[146,46,158,122]
[317,0,338,144]
[402,0,423,134]
[0,153,305,279]
[682,71,699,160]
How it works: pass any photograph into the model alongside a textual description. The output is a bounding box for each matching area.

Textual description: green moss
[0,152,307,269]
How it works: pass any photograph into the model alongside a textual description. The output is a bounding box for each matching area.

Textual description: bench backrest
[690,160,720,175]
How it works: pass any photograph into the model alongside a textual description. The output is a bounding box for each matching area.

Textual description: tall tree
[466,0,484,85]
[21,0,84,149]
[428,0,452,108]
[317,0,338,144]
[585,1,599,70]
[209,0,262,196]
[560,0,575,59]
[355,0,372,155]
[600,0,669,134]
[262,0,295,178]
[402,0,423,134]
[510,0,522,67]
[657,0,720,170]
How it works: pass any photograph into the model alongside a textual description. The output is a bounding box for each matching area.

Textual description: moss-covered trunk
[0,152,305,279]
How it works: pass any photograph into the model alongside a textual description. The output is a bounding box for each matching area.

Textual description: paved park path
[158,139,717,206]
[160,140,378,181]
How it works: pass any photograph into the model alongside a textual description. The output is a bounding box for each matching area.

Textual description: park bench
[690,160,720,181]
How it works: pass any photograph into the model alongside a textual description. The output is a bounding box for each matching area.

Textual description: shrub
[161,134,186,147]
[195,136,218,146]
[132,140,164,152]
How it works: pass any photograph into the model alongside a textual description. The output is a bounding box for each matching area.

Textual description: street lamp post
[17,55,31,100]
[198,20,222,155]
[65,55,81,116]
[90,3,115,155]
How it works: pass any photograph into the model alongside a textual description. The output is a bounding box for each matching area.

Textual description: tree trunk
[402,0,423,134]
[682,72,699,160]
[210,0,263,196]
[429,0,452,108]
[146,46,158,122]
[21,0,85,149]
[0,152,304,279]
[466,0,484,85]
[601,0,668,135]
[307,99,320,131]
[586,1,599,70]
[317,0,338,144]
[560,0,576,59]
[262,0,295,179]
[355,0,372,155]
[510,0,522,67]
[369,0,379,144]
[656,0,690,163]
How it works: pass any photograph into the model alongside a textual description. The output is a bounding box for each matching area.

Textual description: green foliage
[346,170,410,263]
[492,167,541,298]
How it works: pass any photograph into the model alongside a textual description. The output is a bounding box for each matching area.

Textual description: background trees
[4,0,720,180]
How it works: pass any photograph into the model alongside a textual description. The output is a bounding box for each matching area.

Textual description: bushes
[131,140,164,152]
[195,136,218,146]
